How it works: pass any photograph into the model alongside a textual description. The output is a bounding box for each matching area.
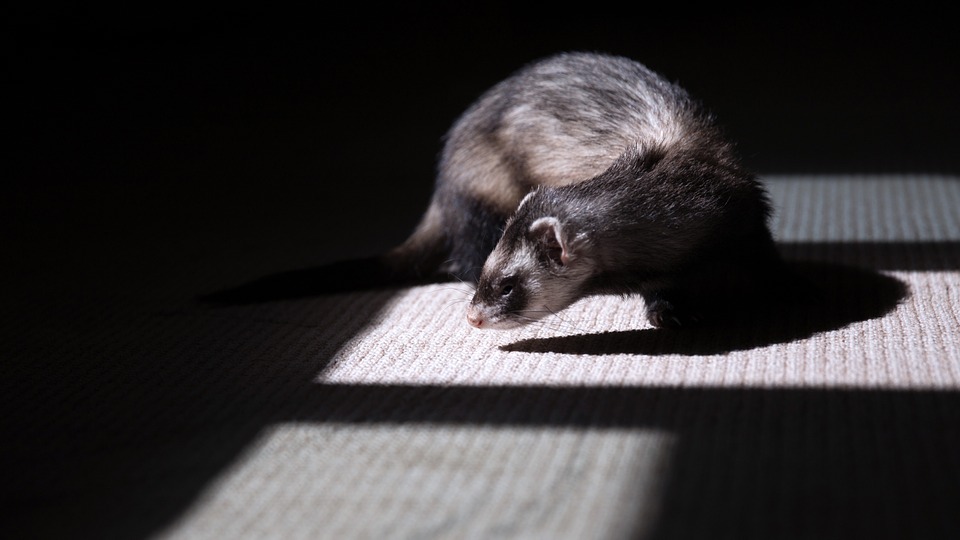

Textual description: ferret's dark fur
[207,52,783,329]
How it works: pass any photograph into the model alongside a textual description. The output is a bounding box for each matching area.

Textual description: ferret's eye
[499,277,516,297]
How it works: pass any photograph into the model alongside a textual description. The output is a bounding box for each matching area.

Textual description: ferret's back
[440,53,702,195]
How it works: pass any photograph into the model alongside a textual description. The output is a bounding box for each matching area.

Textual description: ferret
[208,52,783,329]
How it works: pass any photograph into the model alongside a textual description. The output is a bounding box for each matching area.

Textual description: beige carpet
[3,175,959,539]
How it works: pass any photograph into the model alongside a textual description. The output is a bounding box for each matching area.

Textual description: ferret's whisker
[442,299,471,311]
[511,308,586,334]
[437,285,472,295]
[545,307,587,334]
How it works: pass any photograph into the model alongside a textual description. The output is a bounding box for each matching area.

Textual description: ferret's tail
[198,204,452,305]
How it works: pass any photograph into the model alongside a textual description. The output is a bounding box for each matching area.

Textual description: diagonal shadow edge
[196,241,954,356]
[194,241,958,306]
[297,383,960,428]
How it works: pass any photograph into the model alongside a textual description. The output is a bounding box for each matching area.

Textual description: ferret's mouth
[466,306,527,330]
[483,318,526,330]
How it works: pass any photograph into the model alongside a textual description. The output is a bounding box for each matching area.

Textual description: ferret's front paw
[645,300,699,329]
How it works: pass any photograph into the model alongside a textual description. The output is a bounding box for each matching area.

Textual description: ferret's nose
[466,309,484,328]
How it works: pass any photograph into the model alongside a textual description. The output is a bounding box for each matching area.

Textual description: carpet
[3,175,958,539]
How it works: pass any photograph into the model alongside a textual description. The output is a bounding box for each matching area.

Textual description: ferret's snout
[466,306,484,328]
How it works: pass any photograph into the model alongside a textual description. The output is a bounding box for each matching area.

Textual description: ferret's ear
[529,217,573,266]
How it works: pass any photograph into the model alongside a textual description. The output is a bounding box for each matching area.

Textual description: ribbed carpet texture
[3,176,959,539]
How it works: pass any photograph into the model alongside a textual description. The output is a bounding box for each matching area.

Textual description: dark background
[6,8,958,269]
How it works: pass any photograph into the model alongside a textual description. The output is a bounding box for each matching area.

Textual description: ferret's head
[466,196,596,329]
